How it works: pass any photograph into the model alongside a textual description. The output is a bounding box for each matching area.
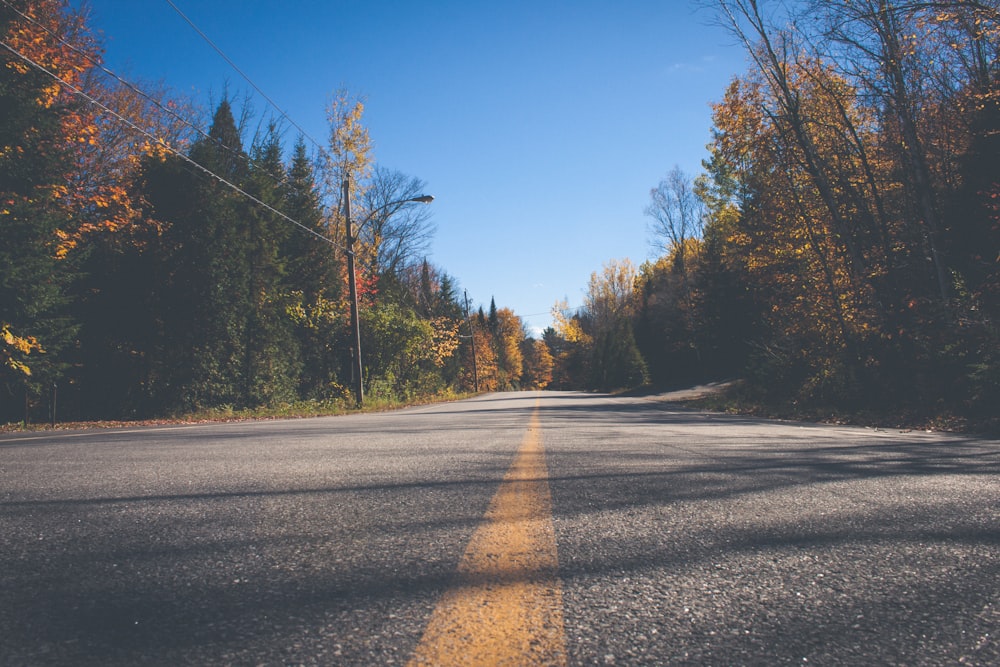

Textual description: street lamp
[342,174,434,407]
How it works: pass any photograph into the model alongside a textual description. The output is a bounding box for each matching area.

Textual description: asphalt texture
[1,391,998,665]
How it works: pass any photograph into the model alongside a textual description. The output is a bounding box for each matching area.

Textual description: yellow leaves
[1,323,44,377]
[38,83,63,108]
[2,324,41,354]
[47,183,68,199]
[75,123,98,146]
[52,228,75,259]
[140,137,173,161]
[585,258,639,325]
[428,317,460,367]
[563,320,591,345]
[492,308,525,385]
[285,293,342,331]
[0,144,25,163]
[85,184,131,212]
[551,300,591,345]
[522,339,554,390]
[6,58,31,76]
[285,296,308,324]
[327,89,373,181]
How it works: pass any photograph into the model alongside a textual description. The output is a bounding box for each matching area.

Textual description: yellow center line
[408,398,567,666]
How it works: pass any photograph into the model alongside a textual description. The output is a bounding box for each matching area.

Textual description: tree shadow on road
[2,392,998,665]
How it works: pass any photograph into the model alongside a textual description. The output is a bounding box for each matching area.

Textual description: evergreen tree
[418,260,435,317]
[435,272,465,387]
[283,137,344,400]
[165,98,252,410]
[243,123,300,405]
[692,210,755,380]
[284,138,338,300]
[437,273,462,320]
[590,320,648,391]
[488,297,499,336]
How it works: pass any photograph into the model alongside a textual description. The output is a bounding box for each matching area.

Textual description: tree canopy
[0,0,526,422]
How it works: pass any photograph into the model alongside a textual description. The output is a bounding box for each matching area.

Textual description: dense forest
[3,0,998,428]
[547,0,999,427]
[0,0,535,422]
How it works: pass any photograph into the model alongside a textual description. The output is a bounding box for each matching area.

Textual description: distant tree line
[546,0,999,425]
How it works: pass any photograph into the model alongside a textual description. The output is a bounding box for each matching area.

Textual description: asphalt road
[1,391,998,665]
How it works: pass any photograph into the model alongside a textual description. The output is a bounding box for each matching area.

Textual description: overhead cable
[0,0,299,197]
[163,0,330,161]
[0,38,348,255]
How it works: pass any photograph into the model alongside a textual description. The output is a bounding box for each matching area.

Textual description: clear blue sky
[77,0,747,335]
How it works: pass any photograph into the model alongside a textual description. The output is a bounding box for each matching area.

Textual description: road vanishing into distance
[2,391,998,666]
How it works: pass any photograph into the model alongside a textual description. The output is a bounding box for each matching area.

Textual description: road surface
[2,391,998,665]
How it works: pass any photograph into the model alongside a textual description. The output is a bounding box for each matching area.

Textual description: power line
[518,307,584,321]
[163,0,330,162]
[0,0,301,199]
[0,38,348,255]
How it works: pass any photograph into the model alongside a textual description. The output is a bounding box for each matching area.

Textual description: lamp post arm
[342,175,433,408]
[350,194,435,242]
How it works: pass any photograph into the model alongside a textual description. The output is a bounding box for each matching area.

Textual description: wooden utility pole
[465,289,480,393]
[344,175,363,407]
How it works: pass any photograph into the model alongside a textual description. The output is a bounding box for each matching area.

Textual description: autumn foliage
[0,1,521,422]
[553,1,998,427]
[6,1,997,426]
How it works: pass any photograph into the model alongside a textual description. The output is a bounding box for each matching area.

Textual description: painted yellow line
[408,400,567,666]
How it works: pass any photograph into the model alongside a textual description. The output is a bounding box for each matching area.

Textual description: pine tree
[418,260,435,317]
[283,136,344,400]
[163,98,252,409]
[284,138,339,302]
[437,273,462,320]
[243,122,300,405]
[488,297,499,337]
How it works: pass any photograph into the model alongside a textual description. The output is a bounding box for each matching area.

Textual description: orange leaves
[464,326,499,392]
[2,0,133,261]
[1,323,44,376]
[4,0,97,107]
[52,228,74,259]
[53,179,142,257]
